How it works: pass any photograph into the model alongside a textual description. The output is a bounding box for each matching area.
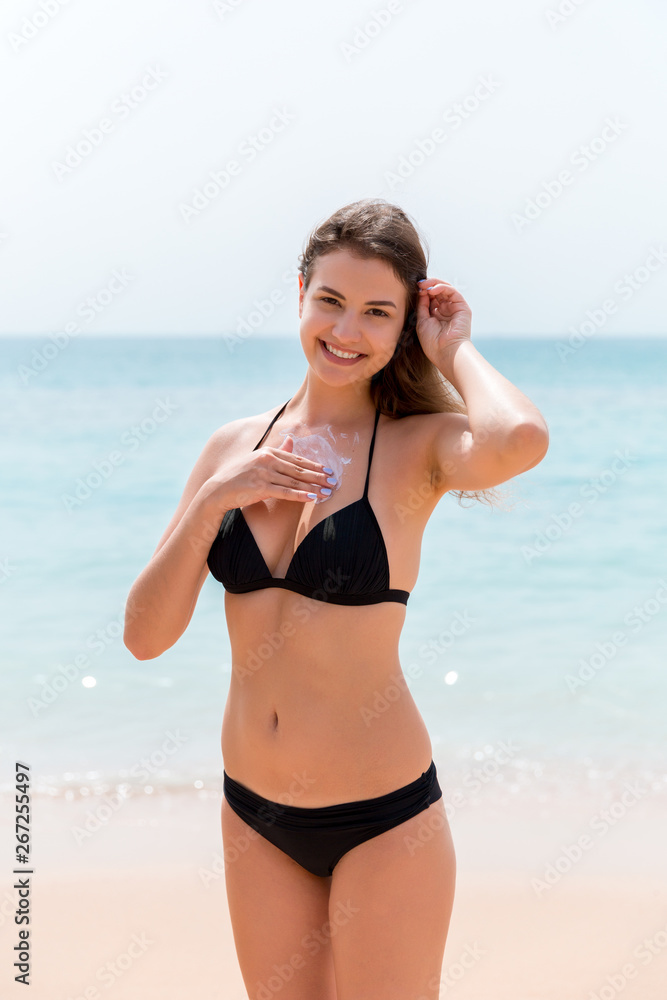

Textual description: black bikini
[223,762,443,878]
[210,401,442,877]
[207,398,410,606]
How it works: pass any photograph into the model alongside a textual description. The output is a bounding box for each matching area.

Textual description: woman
[124,198,549,999]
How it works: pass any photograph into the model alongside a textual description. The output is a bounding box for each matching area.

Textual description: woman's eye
[320,297,388,318]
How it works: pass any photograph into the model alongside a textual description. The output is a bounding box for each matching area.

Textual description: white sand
[1,791,666,999]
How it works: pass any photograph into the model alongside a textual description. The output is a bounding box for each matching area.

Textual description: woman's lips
[319,339,366,365]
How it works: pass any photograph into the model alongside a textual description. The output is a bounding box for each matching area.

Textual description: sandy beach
[2,789,666,999]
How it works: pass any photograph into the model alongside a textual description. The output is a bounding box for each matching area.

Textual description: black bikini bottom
[223,760,442,878]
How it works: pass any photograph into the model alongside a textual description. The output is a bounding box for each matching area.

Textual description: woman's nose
[332,311,363,343]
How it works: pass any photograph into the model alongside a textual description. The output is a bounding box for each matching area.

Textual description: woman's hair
[297,198,514,509]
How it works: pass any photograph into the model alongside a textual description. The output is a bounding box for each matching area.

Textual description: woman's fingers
[275,478,329,501]
[274,463,334,494]
[266,448,335,483]
[270,456,335,501]
[270,443,324,468]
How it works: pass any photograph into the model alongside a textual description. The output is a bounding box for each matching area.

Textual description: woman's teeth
[324,341,362,359]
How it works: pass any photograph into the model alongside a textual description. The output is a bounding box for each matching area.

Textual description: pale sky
[1,0,665,336]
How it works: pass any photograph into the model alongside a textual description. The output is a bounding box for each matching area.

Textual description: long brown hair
[297,198,513,509]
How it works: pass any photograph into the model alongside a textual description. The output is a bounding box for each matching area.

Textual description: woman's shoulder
[383,407,463,445]
[381,408,465,493]
[207,401,287,453]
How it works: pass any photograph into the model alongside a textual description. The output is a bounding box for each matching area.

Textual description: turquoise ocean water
[1,335,665,806]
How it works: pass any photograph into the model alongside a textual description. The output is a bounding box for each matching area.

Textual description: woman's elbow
[124,632,159,660]
[506,422,549,472]
[124,625,181,660]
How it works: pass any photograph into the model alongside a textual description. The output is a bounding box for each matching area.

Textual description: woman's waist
[221,686,432,805]
[221,737,434,807]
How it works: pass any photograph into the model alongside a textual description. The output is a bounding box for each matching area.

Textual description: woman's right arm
[123,418,333,660]
[123,424,234,661]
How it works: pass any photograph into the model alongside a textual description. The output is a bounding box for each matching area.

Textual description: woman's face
[298,249,408,385]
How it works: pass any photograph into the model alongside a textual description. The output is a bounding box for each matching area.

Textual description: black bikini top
[207,400,410,606]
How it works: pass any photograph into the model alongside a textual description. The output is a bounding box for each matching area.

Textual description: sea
[1,334,665,813]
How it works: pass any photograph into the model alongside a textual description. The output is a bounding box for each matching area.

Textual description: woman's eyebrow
[316,284,397,308]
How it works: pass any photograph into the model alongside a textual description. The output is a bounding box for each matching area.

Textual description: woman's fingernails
[307,493,317,499]
[326,476,337,485]
[323,467,333,474]
[321,487,332,495]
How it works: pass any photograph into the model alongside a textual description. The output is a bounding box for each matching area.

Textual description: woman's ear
[297,273,304,318]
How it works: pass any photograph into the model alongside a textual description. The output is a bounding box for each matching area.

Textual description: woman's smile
[319,338,367,364]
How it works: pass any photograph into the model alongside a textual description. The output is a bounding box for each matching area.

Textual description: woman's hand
[204,435,335,513]
[415,278,472,364]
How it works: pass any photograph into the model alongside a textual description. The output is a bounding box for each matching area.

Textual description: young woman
[124,199,549,999]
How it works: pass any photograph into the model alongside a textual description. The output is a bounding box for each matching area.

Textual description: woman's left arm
[416,278,550,492]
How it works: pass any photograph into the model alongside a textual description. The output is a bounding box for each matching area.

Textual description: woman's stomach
[220,592,432,805]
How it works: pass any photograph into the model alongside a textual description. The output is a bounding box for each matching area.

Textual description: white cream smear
[277,425,358,504]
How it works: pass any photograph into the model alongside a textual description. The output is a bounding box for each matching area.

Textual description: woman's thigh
[328,798,456,1000]
[220,797,337,1000]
